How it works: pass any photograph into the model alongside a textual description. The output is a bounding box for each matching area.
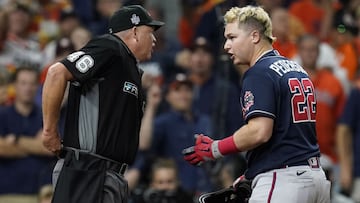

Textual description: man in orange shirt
[289,0,333,40]
[329,20,359,81]
[297,34,346,162]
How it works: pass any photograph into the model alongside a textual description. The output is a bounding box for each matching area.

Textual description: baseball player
[41,5,164,203]
[183,6,330,203]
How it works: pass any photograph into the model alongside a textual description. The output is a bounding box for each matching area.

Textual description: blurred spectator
[0,8,11,76]
[144,73,214,193]
[42,9,80,65]
[336,78,360,202]
[41,37,75,85]
[270,7,303,59]
[320,154,354,203]
[188,37,242,139]
[36,37,74,115]
[0,8,8,55]
[218,153,247,188]
[38,184,53,203]
[70,26,92,50]
[1,3,44,71]
[0,67,54,203]
[131,158,194,203]
[178,0,209,48]
[289,0,334,40]
[124,84,163,192]
[329,7,359,82]
[145,0,181,43]
[92,0,123,35]
[256,0,284,13]
[194,0,251,60]
[32,0,72,48]
[139,6,184,82]
[71,0,122,36]
[297,34,346,163]
[0,73,10,108]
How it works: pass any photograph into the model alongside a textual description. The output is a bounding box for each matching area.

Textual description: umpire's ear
[131,26,139,42]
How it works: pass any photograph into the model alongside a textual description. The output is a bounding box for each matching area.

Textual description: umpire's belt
[62,146,128,175]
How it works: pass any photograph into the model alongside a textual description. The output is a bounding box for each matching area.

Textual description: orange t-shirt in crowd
[289,0,324,36]
[273,40,297,59]
[311,68,346,162]
[335,42,358,81]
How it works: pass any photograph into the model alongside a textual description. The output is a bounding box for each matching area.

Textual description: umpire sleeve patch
[75,55,94,73]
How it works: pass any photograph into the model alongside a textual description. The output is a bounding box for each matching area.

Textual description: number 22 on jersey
[288,78,316,123]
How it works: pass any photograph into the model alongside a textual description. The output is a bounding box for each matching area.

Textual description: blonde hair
[224,6,276,43]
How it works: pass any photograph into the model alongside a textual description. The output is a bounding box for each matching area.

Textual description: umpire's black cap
[108,5,164,33]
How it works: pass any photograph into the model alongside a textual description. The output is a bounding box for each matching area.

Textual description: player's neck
[251,45,273,66]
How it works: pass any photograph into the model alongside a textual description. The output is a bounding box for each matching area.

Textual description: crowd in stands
[0,0,360,203]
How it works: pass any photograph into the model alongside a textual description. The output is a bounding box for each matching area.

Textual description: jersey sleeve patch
[75,55,94,73]
[66,51,95,73]
[243,91,254,112]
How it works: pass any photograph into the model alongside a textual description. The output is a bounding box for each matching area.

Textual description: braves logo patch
[243,91,254,112]
[123,81,138,97]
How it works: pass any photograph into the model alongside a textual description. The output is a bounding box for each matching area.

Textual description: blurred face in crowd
[70,27,92,50]
[151,167,178,191]
[14,69,39,105]
[166,84,193,112]
[271,8,289,38]
[190,48,213,75]
[224,22,254,66]
[60,16,80,37]
[97,0,122,17]
[8,9,31,36]
[298,36,319,70]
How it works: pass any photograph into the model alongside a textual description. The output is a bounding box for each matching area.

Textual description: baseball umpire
[41,5,164,203]
[183,6,331,203]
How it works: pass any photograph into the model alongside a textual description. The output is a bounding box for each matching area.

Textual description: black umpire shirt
[60,34,144,164]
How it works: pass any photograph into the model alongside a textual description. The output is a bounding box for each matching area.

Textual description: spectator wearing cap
[42,5,164,203]
[134,73,214,195]
[189,37,242,140]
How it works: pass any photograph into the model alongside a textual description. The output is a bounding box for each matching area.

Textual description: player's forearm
[336,124,353,174]
[213,117,273,157]
[42,63,71,135]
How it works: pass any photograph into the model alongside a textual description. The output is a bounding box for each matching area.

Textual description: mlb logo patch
[123,81,138,97]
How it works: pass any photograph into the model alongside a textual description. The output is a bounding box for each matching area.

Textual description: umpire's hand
[42,130,62,156]
[182,134,223,166]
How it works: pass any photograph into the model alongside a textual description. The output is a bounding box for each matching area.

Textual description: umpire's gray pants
[53,159,129,203]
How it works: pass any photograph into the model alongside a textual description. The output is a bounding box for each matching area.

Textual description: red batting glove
[182,134,224,165]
